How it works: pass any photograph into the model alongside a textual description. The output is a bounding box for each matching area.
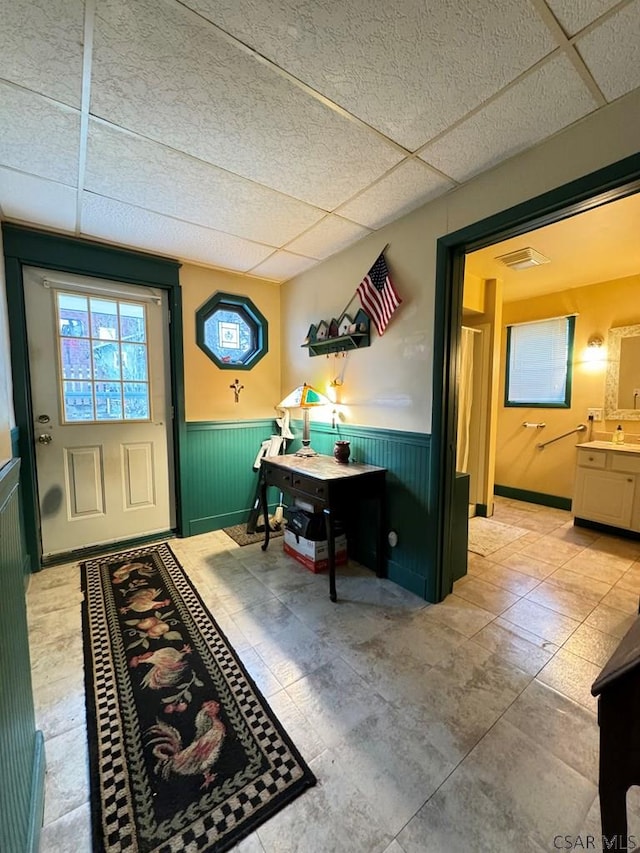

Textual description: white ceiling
[1,0,639,282]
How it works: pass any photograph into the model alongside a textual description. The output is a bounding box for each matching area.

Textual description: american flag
[356,252,402,336]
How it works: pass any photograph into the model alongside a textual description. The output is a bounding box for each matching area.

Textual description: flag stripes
[356,252,402,336]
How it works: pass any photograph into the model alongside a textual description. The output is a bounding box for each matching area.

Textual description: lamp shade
[278,383,330,409]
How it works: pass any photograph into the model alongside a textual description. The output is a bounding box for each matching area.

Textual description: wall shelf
[301,308,370,357]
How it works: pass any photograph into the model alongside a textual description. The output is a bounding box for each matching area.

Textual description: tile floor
[28,497,640,852]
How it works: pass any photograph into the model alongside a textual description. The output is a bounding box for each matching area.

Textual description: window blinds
[506,316,572,405]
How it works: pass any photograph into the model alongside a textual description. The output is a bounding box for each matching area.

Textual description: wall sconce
[584,334,606,369]
[588,334,604,349]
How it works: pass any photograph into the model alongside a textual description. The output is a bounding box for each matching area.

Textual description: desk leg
[323,507,337,603]
[260,477,270,552]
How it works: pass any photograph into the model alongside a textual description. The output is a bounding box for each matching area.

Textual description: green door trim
[431,152,640,603]
[2,224,186,571]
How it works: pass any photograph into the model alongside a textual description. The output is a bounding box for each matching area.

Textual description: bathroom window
[505,315,575,407]
[196,292,268,370]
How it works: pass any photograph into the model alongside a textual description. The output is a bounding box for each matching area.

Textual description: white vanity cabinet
[573,441,640,532]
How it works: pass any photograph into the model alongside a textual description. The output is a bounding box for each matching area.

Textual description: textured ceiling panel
[81,193,274,271]
[183,0,556,151]
[85,122,325,246]
[575,1,640,101]
[0,84,80,185]
[544,0,620,36]
[0,168,77,232]
[90,0,403,209]
[0,0,84,108]
[248,251,317,282]
[419,55,596,182]
[284,215,371,260]
[336,160,454,230]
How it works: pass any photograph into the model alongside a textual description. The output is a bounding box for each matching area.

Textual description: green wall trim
[190,504,277,536]
[494,485,572,511]
[187,419,276,432]
[475,504,489,518]
[432,153,640,604]
[385,559,426,599]
[26,731,46,853]
[3,224,186,571]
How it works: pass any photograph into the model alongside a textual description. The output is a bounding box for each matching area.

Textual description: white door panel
[24,266,174,557]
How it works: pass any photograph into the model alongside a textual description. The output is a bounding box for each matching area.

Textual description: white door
[23,266,175,559]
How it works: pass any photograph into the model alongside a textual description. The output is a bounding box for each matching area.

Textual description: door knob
[38,433,53,445]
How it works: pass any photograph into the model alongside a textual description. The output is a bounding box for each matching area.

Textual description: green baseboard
[475,503,489,517]
[386,559,427,599]
[189,504,278,536]
[494,485,571,511]
[26,731,46,853]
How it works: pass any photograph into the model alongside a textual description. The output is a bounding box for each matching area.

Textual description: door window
[56,292,151,423]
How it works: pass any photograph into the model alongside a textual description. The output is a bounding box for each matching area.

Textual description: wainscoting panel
[0,459,45,852]
[183,420,277,535]
[183,419,432,599]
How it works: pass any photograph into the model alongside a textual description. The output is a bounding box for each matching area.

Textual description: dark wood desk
[260,454,387,602]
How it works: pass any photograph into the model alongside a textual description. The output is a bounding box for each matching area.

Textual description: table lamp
[277,383,330,456]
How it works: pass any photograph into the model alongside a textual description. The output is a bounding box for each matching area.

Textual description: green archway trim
[430,152,640,603]
[2,224,186,571]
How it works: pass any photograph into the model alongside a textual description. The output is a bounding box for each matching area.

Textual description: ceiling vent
[495,247,550,270]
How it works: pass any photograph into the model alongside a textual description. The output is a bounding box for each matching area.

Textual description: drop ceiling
[1,0,639,281]
[466,190,640,303]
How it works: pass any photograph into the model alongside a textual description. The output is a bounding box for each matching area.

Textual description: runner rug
[81,542,316,852]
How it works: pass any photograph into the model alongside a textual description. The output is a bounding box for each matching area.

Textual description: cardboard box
[283,528,347,573]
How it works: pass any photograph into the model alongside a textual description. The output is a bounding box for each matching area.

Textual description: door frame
[431,151,640,603]
[3,224,187,572]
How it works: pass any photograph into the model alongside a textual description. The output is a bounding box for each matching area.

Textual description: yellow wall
[495,274,640,498]
[180,263,281,421]
[0,227,13,468]
[280,87,640,434]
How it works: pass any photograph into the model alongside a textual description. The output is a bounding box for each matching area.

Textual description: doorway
[431,153,640,603]
[23,267,175,560]
[3,224,186,571]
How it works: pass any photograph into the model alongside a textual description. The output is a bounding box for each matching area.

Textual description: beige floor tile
[525,581,600,622]
[585,603,636,638]
[600,585,640,614]
[546,567,611,600]
[617,565,640,593]
[498,552,557,580]
[479,563,541,596]
[450,576,520,615]
[536,649,600,712]
[562,623,620,668]
[472,618,558,677]
[421,593,495,638]
[501,598,580,645]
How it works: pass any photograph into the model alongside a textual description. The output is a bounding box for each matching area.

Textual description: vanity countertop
[577,440,640,454]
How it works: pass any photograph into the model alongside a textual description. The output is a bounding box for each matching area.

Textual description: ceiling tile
[80,193,274,272]
[90,0,403,209]
[85,121,325,246]
[575,1,640,101]
[0,168,77,232]
[545,0,620,36]
[336,160,454,229]
[284,216,371,260]
[419,55,597,183]
[0,84,80,185]
[248,251,317,282]
[0,0,84,108]
[183,0,556,150]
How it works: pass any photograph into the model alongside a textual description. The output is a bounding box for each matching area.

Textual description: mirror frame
[604,324,640,420]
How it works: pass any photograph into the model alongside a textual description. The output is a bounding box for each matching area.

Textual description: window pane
[63,381,94,421]
[120,302,146,342]
[204,308,255,364]
[60,338,91,380]
[93,341,121,380]
[121,343,148,381]
[58,293,89,337]
[90,298,119,340]
[124,383,150,419]
[507,317,572,405]
[95,382,123,420]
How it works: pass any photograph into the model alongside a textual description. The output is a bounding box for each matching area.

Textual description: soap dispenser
[613,424,625,444]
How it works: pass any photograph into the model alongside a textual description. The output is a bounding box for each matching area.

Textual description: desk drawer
[290,473,327,501]
[266,467,294,491]
[577,450,606,469]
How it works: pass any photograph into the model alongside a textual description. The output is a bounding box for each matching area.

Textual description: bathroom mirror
[604,324,640,420]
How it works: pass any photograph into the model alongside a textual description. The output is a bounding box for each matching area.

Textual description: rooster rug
[81,542,316,852]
